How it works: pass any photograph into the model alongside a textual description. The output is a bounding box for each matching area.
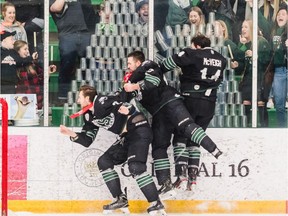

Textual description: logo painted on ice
[74,148,105,187]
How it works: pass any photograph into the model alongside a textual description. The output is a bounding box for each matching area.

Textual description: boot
[158,178,176,200]
[103,192,129,214]
[172,164,188,190]
[187,167,198,191]
[147,199,167,216]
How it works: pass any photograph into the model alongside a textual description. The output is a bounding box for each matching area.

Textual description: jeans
[272,66,287,127]
[58,32,91,98]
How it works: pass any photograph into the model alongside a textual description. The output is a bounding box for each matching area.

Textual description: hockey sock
[187,146,200,177]
[173,143,188,176]
[101,169,122,198]
[190,127,217,153]
[153,158,171,185]
[135,172,158,202]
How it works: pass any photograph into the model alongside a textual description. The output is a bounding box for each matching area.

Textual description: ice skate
[147,199,167,216]
[158,179,177,200]
[173,175,188,191]
[187,178,197,191]
[103,193,130,214]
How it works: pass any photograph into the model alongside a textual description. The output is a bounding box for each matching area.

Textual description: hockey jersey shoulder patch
[178,51,185,57]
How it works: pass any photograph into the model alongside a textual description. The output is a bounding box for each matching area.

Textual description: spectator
[213,19,244,68]
[96,3,114,35]
[154,0,169,31]
[49,0,97,104]
[260,0,280,25]
[231,0,247,43]
[269,4,287,127]
[1,31,34,94]
[9,0,45,66]
[236,20,272,127]
[136,0,149,26]
[165,0,191,30]
[14,40,57,110]
[187,6,205,35]
[202,0,236,40]
[0,1,27,42]
[259,0,281,107]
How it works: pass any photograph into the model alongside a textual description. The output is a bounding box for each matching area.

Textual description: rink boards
[5,127,288,214]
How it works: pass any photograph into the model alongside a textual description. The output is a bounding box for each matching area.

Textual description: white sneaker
[267,99,274,109]
[286,101,288,109]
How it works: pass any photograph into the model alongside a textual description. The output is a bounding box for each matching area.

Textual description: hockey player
[123,51,223,200]
[160,34,227,191]
[60,85,166,215]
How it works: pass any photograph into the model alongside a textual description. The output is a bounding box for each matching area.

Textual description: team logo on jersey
[74,148,105,187]
[146,68,154,73]
[112,101,121,106]
[92,113,115,129]
[178,51,185,57]
[98,96,107,105]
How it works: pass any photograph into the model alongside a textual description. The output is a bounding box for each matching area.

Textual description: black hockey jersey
[72,93,129,147]
[72,92,149,148]
[128,60,183,115]
[91,94,128,135]
[161,47,227,101]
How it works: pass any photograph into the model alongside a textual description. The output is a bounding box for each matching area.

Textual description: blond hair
[1,1,15,19]
[263,0,280,21]
[216,20,229,40]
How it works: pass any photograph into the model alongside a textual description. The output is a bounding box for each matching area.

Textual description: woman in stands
[0,2,27,42]
[236,20,272,127]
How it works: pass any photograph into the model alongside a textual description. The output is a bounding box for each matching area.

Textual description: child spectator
[9,0,45,66]
[1,30,34,94]
[14,40,56,109]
